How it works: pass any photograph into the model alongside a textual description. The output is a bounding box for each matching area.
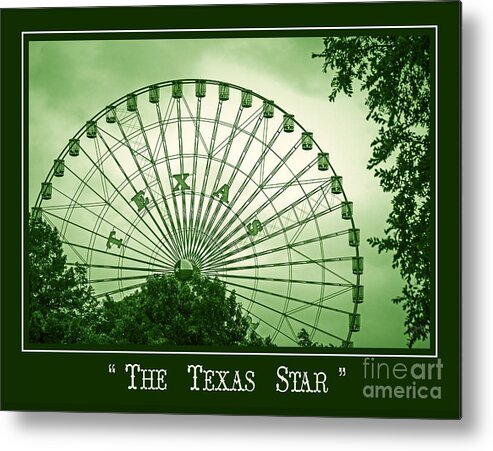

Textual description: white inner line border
[20,24,439,358]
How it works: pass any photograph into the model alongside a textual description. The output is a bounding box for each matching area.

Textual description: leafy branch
[313,35,432,347]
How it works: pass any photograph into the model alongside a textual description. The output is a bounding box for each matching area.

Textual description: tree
[313,35,432,347]
[28,216,97,343]
[296,328,337,348]
[90,274,273,347]
[297,328,322,347]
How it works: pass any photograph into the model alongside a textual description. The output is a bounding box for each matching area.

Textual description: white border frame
[20,24,439,358]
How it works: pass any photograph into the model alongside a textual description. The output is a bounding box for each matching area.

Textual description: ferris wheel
[31,79,364,348]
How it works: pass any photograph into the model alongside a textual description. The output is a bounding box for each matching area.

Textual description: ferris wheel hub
[174,259,195,281]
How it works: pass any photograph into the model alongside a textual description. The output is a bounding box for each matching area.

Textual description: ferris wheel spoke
[99,113,183,257]
[291,247,354,285]
[203,229,349,274]
[223,280,346,341]
[67,262,171,272]
[224,286,297,342]
[189,103,245,260]
[174,98,191,257]
[186,110,265,260]
[226,113,265,184]
[217,273,352,289]
[89,274,162,285]
[260,119,269,185]
[224,136,303,221]
[283,317,299,342]
[262,177,326,190]
[195,116,285,265]
[286,287,351,317]
[134,108,185,257]
[189,98,202,258]
[93,138,110,201]
[182,94,210,155]
[244,171,330,242]
[113,114,183,259]
[208,114,275,224]
[93,281,148,300]
[227,277,351,322]
[41,202,108,211]
[202,143,314,263]
[61,161,177,264]
[207,101,224,156]
[43,207,174,268]
[49,179,172,265]
[205,178,335,267]
[191,112,265,263]
[288,184,331,246]
[93,127,132,164]
[193,108,269,254]
[152,96,174,161]
[206,204,336,270]
[156,102,186,254]
[80,134,179,263]
[42,214,87,264]
[181,95,206,258]
[210,104,262,158]
[60,240,171,271]
[223,288,298,344]
[211,256,352,273]
[190,100,224,256]
[226,114,275,188]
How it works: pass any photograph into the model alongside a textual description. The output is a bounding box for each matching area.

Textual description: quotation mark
[108,363,116,373]
[338,367,346,376]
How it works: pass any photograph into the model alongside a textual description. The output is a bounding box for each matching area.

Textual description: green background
[1,1,460,418]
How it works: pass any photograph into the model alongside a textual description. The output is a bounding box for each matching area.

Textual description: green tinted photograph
[26,32,433,351]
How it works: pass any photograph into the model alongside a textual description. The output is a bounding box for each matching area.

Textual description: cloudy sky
[27,34,430,349]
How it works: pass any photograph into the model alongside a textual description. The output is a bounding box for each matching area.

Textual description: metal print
[1,1,461,418]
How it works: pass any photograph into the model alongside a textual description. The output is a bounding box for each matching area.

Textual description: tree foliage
[297,328,324,347]
[313,35,432,347]
[28,216,97,343]
[90,274,273,347]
